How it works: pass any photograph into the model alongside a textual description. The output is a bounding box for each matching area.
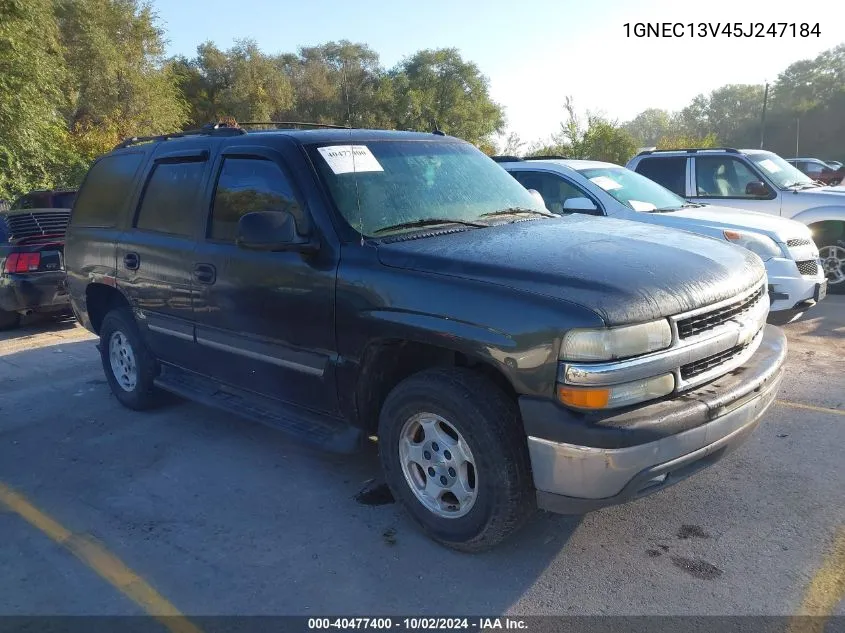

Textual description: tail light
[3,252,41,273]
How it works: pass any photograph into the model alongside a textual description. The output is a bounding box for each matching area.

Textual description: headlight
[558,374,675,410]
[560,320,672,361]
[723,230,782,260]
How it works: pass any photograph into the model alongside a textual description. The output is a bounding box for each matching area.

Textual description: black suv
[65,125,787,550]
[0,191,75,330]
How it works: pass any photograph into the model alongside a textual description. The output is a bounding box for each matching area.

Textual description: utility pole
[795,117,800,157]
[759,82,769,149]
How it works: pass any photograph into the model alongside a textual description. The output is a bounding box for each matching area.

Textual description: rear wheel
[378,368,535,552]
[820,243,845,294]
[0,309,20,331]
[99,308,164,410]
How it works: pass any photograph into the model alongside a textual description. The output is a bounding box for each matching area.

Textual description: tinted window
[210,158,303,242]
[634,157,687,196]
[135,161,205,236]
[511,171,601,215]
[72,154,144,227]
[695,156,762,198]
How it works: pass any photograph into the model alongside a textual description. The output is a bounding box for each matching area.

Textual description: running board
[154,365,362,454]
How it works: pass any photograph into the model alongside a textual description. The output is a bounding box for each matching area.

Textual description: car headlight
[723,230,782,260]
[560,319,672,362]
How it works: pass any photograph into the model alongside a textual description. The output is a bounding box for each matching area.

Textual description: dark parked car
[65,124,786,550]
[12,189,77,210]
[786,158,844,185]
[0,205,72,330]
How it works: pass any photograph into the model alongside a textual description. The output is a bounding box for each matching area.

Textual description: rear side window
[71,154,144,227]
[634,157,687,196]
[209,158,303,242]
[135,161,205,236]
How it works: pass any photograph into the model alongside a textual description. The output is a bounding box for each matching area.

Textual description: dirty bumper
[521,325,787,514]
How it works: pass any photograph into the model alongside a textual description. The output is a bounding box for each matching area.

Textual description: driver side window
[510,171,602,216]
[695,156,762,198]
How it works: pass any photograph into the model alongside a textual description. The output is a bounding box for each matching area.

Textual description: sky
[151,0,844,144]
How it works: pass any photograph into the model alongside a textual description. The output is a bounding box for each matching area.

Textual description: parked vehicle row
[786,157,844,186]
[496,156,827,322]
[626,148,845,294]
[61,123,788,551]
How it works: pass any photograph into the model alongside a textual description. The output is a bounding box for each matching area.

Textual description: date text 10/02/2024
[624,22,820,37]
[307,618,529,630]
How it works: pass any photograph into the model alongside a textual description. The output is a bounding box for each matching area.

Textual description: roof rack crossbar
[526,154,569,160]
[114,124,246,150]
[237,121,352,130]
[490,155,524,163]
[637,147,739,156]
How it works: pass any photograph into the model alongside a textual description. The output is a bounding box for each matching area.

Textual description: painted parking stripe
[787,527,845,633]
[777,400,845,417]
[0,482,203,633]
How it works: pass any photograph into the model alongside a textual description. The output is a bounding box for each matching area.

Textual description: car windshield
[747,152,814,188]
[308,140,548,237]
[577,166,687,212]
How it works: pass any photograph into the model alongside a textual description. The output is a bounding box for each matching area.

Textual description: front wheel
[99,308,164,410]
[378,368,535,552]
[819,243,845,294]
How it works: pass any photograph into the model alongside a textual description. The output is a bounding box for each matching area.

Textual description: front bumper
[521,325,787,514]
[0,272,70,314]
[766,256,826,316]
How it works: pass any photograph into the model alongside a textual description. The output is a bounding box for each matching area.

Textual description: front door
[690,155,782,216]
[190,145,339,414]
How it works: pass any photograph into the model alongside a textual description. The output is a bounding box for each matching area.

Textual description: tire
[818,224,845,295]
[0,309,20,331]
[99,308,164,410]
[378,367,535,552]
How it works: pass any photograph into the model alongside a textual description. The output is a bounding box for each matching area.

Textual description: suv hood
[647,205,812,243]
[377,216,765,326]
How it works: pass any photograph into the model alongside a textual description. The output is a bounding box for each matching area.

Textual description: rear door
[190,142,340,414]
[115,146,209,368]
[632,156,689,197]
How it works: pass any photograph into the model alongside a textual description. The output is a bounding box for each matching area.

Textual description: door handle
[193,263,216,285]
[123,252,140,270]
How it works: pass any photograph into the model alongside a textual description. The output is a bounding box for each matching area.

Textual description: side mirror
[745,181,772,197]
[235,210,318,253]
[527,189,546,208]
[563,197,598,211]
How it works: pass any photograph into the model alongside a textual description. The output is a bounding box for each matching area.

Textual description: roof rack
[636,147,739,156]
[490,155,524,163]
[238,121,352,130]
[113,122,246,150]
[526,154,569,160]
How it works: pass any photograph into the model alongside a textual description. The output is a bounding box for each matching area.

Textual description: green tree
[542,98,637,164]
[56,0,187,158]
[389,48,505,146]
[656,132,720,149]
[0,0,80,199]
[623,108,673,146]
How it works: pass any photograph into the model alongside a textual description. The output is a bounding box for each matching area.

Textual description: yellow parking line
[0,482,203,633]
[777,400,845,417]
[787,527,845,633]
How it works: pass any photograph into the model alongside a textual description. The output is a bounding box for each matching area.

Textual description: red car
[787,158,844,185]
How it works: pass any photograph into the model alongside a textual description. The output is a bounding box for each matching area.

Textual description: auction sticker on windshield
[590,176,622,190]
[318,145,384,174]
[758,159,781,173]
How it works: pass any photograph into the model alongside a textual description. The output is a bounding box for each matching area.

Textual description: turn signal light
[557,374,675,410]
[3,252,40,273]
[557,386,611,409]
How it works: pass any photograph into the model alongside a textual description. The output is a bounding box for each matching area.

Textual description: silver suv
[626,148,845,293]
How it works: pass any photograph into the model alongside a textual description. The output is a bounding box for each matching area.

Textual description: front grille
[676,286,765,339]
[681,344,748,380]
[787,238,812,247]
[1,210,71,243]
[796,260,818,276]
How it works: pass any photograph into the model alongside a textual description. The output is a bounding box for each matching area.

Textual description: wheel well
[810,220,845,247]
[356,340,517,435]
[86,284,130,334]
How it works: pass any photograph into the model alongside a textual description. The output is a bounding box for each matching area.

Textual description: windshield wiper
[681,202,706,208]
[479,207,554,218]
[783,181,818,189]
[372,218,486,235]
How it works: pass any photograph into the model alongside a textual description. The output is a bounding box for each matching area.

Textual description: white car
[625,148,844,293]
[497,156,827,323]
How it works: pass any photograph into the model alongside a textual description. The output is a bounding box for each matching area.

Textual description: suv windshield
[308,140,547,236]
[747,151,814,188]
[578,166,687,212]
